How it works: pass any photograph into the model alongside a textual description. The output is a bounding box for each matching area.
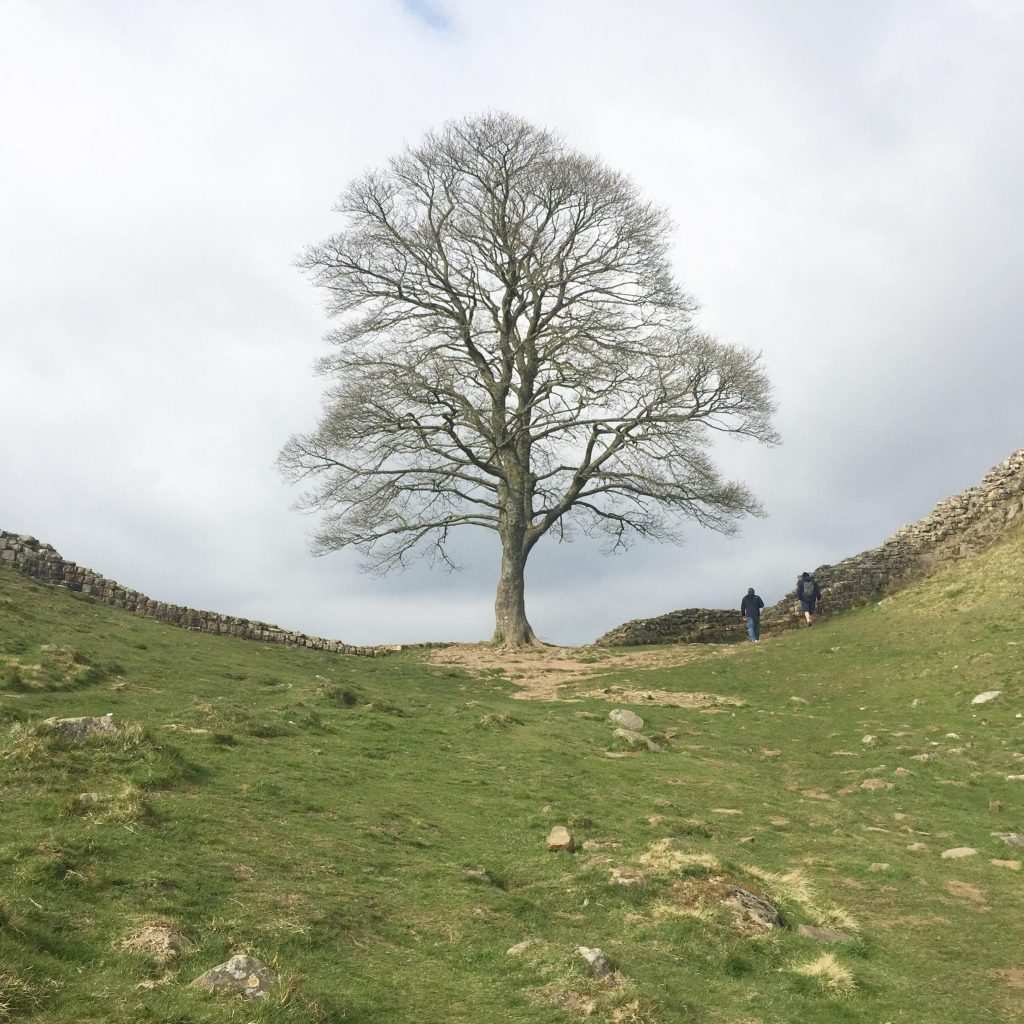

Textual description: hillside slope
[1,530,1022,1023]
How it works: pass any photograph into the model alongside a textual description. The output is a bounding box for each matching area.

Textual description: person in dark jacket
[740,587,765,643]
[797,571,821,625]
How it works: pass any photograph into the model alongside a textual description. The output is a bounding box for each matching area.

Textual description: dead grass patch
[791,953,855,994]
[119,921,192,964]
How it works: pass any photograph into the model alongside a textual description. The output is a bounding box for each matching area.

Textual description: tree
[279,114,778,646]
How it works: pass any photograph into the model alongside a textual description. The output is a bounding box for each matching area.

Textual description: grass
[0,527,1022,1022]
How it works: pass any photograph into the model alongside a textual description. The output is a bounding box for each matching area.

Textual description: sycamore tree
[279,114,778,646]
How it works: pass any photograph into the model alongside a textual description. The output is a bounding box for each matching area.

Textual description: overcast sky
[2,0,1021,645]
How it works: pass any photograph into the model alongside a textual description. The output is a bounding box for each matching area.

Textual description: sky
[2,0,1021,645]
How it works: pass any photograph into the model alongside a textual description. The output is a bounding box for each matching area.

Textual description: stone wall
[0,531,394,657]
[596,447,1024,646]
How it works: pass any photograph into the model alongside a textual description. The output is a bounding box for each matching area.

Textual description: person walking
[797,571,821,625]
[740,587,765,643]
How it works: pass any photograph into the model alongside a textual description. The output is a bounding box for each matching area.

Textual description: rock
[506,939,538,956]
[869,862,890,872]
[576,946,614,978]
[612,728,661,752]
[993,832,1024,848]
[546,826,575,853]
[941,847,978,859]
[798,925,855,943]
[906,842,929,852]
[191,954,276,999]
[862,735,877,745]
[894,767,911,777]
[1006,775,1024,782]
[991,859,1021,870]
[608,708,644,731]
[41,714,118,741]
[724,887,784,930]
[971,691,1001,705]
[860,778,893,791]
[711,807,743,815]
[910,753,932,762]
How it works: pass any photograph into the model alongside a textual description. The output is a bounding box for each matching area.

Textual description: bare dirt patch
[428,643,738,703]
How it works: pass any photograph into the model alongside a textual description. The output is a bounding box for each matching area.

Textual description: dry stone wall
[596,447,1024,646]
[0,532,394,657]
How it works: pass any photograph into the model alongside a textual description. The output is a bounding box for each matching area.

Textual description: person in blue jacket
[740,587,765,643]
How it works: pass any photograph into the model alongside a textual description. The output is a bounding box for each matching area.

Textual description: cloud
[400,0,452,32]
[1,0,1021,645]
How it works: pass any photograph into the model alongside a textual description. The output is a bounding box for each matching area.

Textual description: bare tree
[280,114,778,646]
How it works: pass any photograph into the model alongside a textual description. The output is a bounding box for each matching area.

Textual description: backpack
[799,577,816,600]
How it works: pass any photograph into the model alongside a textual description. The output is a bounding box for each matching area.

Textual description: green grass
[0,530,1022,1023]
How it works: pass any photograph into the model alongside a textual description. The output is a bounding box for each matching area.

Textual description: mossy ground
[0,530,1022,1022]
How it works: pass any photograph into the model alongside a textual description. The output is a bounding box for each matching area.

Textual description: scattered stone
[603,751,640,759]
[41,714,118,741]
[506,939,538,957]
[990,800,1004,813]
[608,708,644,731]
[991,859,1021,871]
[798,925,855,943]
[724,886,784,930]
[789,696,808,705]
[738,835,755,844]
[576,946,614,978]
[971,691,1001,705]
[907,842,929,852]
[894,767,912,777]
[860,778,894,791]
[761,749,781,758]
[869,862,890,872]
[862,735,877,745]
[1006,775,1024,782]
[910,753,932,762]
[547,826,575,853]
[609,867,645,887]
[711,807,742,815]
[768,816,790,827]
[945,733,960,739]
[191,955,276,999]
[941,847,978,860]
[993,832,1024,848]
[612,727,661,752]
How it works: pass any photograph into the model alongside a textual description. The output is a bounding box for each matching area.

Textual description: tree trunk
[492,525,536,646]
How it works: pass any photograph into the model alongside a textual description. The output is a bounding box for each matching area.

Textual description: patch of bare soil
[428,642,739,704]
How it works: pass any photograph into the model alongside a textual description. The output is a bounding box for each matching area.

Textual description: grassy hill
[1,529,1022,1024]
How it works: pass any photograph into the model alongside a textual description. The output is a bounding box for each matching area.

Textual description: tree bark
[493,532,540,643]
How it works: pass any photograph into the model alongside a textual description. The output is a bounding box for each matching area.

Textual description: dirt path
[427,642,742,705]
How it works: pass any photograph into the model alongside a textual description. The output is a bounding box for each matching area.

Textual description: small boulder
[971,690,1001,705]
[724,887,784,930]
[993,832,1024,848]
[576,946,614,978]
[941,847,978,860]
[546,826,575,852]
[906,842,929,852]
[191,954,276,999]
[861,734,877,745]
[991,859,1021,871]
[608,708,644,731]
[42,714,118,741]
[612,728,661,752]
